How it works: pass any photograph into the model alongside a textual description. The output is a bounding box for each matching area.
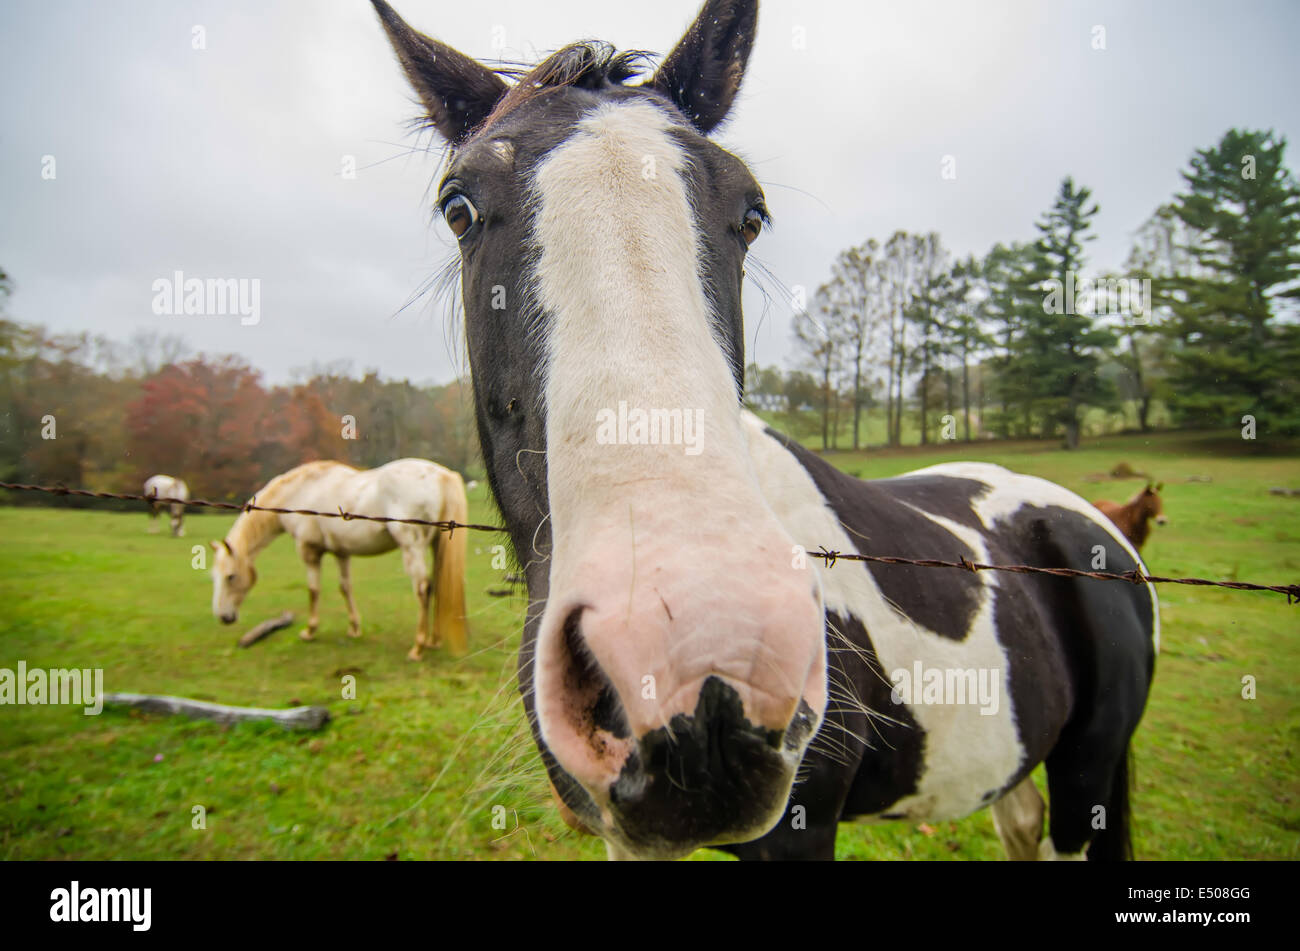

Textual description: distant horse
[1095,483,1167,550]
[209,459,468,659]
[144,474,189,537]
[373,0,1156,860]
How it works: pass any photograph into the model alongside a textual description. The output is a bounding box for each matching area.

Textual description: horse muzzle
[533,524,827,858]
[603,677,818,858]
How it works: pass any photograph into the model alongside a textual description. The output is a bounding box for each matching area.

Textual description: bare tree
[824,241,888,449]
[791,284,849,450]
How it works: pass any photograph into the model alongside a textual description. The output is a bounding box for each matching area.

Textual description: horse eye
[740,207,764,246]
[442,194,479,239]
[226,574,236,583]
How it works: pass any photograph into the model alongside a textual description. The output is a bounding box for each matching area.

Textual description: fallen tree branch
[238,611,294,647]
[102,692,330,731]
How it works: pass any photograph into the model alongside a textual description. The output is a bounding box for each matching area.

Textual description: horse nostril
[559,607,631,741]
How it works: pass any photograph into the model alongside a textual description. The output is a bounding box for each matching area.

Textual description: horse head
[374,0,828,859]
[210,538,258,625]
[1143,482,1168,526]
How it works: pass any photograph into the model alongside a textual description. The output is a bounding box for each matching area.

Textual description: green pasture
[1,428,1297,860]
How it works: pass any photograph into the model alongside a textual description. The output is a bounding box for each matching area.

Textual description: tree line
[755,128,1300,450]
[0,287,479,505]
[3,127,1297,506]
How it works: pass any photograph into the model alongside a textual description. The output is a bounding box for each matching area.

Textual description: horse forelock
[472,43,657,141]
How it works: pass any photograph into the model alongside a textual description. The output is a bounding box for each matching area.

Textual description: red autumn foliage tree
[127,357,269,499]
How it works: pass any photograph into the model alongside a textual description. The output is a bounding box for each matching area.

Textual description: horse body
[274,461,431,557]
[210,458,468,659]
[723,418,1156,857]
[144,474,188,536]
[372,0,1157,859]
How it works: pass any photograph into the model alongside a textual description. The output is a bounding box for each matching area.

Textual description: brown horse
[1094,483,1167,550]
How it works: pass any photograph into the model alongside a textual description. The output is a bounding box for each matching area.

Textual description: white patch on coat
[907,461,1159,653]
[738,412,1025,821]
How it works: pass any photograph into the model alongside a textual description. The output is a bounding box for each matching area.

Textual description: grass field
[2,428,1298,860]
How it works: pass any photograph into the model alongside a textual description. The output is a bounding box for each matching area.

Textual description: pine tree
[1166,129,1300,435]
[1018,177,1118,448]
[982,242,1040,438]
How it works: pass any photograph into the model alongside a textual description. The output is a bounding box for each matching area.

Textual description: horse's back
[262,461,382,552]
[1093,498,1122,518]
[361,458,459,520]
[145,473,176,493]
[883,461,1158,662]
[272,458,459,552]
[872,462,1158,774]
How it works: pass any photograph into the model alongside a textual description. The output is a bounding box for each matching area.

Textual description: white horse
[209,458,469,659]
[144,474,189,537]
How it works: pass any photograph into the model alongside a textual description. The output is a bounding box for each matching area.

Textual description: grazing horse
[144,474,189,537]
[209,459,468,659]
[373,0,1157,859]
[1095,483,1167,551]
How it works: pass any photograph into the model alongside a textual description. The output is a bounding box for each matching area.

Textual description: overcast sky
[2,0,1298,386]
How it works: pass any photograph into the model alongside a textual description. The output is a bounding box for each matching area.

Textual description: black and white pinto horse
[373,0,1157,861]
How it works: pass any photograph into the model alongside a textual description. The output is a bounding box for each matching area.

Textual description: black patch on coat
[980,504,1155,781]
[870,473,989,533]
[763,428,984,642]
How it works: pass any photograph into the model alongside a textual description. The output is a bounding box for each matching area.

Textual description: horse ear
[371,0,508,144]
[645,0,759,133]
[209,540,221,552]
[221,539,233,556]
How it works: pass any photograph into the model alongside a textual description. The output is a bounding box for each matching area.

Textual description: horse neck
[1130,514,1151,548]
[226,506,283,559]
[1114,492,1151,543]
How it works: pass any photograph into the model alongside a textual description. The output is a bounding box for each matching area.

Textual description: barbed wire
[809,548,1299,601]
[2,480,1296,603]
[0,481,506,534]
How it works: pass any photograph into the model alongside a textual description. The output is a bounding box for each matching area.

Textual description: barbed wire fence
[2,480,1297,603]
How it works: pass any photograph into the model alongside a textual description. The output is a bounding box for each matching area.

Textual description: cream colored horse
[144,474,189,537]
[210,458,468,659]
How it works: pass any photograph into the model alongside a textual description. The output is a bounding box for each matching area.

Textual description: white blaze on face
[532,99,744,508]
[527,99,825,800]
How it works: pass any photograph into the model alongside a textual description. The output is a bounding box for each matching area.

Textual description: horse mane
[226,461,353,556]
[477,43,657,135]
